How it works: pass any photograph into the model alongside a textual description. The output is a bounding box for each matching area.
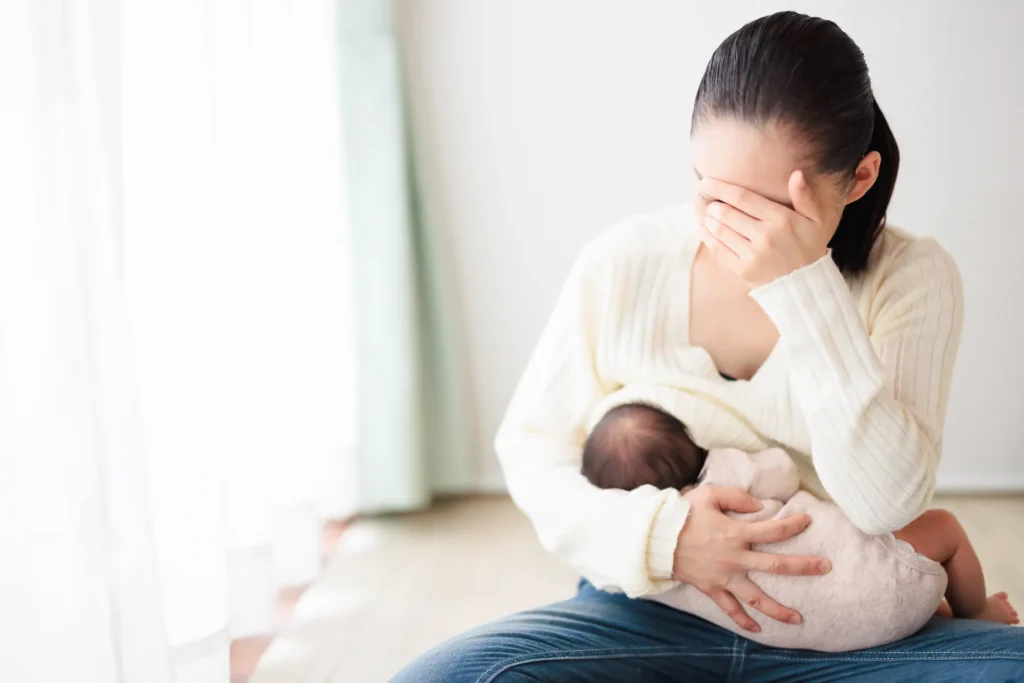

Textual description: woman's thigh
[393,582,1024,683]
[742,616,1024,682]
[391,580,739,683]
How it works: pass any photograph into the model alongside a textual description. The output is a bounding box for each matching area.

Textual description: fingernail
[748,623,761,633]
[819,560,832,574]
[789,613,802,625]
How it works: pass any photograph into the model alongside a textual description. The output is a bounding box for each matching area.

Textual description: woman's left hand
[698,171,833,289]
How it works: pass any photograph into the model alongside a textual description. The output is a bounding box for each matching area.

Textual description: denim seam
[475,647,734,683]
[727,636,747,683]
[747,652,1024,662]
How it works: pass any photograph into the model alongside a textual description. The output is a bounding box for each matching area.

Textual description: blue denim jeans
[393,579,1024,682]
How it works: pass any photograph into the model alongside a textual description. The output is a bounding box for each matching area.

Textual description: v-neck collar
[679,230,781,384]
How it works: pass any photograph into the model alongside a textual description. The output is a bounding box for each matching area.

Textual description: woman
[395,11,1024,682]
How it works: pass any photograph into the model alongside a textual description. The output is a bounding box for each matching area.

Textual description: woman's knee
[391,630,547,683]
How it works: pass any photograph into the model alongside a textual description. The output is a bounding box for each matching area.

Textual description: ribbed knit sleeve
[749,241,964,534]
[494,239,690,597]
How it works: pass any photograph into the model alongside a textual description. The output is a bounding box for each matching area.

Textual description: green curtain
[338,0,474,513]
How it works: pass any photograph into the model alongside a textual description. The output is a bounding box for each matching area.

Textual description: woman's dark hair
[691,11,899,275]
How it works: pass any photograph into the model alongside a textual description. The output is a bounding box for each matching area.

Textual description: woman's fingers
[738,548,831,577]
[705,201,761,240]
[742,513,812,543]
[705,588,760,633]
[703,485,764,514]
[726,577,802,625]
[704,214,753,258]
[737,515,830,576]
[699,225,742,270]
[700,177,780,220]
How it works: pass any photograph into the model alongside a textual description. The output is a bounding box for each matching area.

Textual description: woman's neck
[694,244,751,295]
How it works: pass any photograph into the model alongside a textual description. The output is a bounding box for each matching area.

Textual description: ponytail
[829,100,900,274]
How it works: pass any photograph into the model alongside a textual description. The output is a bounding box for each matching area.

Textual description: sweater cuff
[646,495,691,580]
[749,252,885,409]
[748,251,841,322]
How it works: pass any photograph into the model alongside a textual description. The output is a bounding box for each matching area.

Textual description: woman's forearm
[495,429,689,597]
[493,235,691,597]
[751,248,963,534]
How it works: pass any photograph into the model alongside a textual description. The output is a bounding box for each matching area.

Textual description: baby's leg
[895,509,1018,624]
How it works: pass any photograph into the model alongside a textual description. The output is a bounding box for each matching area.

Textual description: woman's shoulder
[580,203,698,268]
[867,225,962,283]
[861,224,963,312]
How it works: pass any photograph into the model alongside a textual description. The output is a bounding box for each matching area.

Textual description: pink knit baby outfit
[647,448,947,652]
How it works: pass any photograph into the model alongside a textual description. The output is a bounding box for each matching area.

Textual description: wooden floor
[248,494,1024,683]
[230,521,351,683]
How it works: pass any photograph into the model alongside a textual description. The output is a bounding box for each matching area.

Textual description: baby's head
[581,402,708,491]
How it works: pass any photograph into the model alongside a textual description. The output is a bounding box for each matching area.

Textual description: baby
[582,401,1019,652]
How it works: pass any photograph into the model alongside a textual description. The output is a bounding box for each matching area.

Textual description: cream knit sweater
[494,204,963,598]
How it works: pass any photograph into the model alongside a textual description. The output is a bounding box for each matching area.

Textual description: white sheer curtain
[0,0,356,681]
[1,1,171,679]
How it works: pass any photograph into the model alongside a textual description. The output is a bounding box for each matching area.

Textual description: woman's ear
[846,150,881,204]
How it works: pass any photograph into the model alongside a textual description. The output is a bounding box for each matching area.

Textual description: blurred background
[2,1,1022,682]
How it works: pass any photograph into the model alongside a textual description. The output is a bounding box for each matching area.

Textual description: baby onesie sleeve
[700,448,800,501]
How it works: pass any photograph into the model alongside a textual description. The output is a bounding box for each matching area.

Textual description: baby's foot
[978,592,1019,625]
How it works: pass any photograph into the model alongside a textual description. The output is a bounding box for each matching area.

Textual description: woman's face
[689,117,849,243]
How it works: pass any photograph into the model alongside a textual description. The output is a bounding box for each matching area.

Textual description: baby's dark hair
[581,402,708,491]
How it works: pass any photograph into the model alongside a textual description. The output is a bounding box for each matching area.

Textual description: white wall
[397,0,1024,491]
